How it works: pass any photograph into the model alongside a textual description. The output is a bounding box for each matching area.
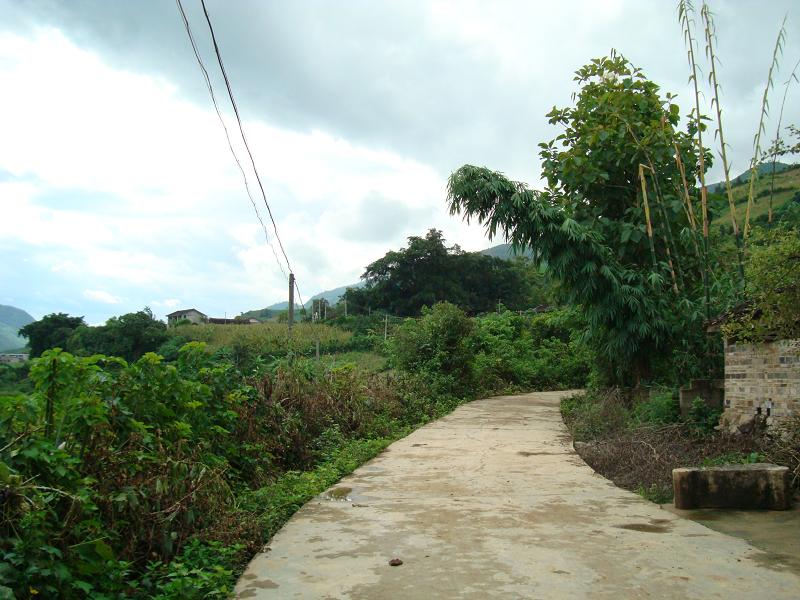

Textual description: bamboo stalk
[678,0,710,319]
[639,164,658,271]
[701,2,745,289]
[641,163,680,294]
[744,16,787,239]
[672,141,697,231]
[767,57,799,223]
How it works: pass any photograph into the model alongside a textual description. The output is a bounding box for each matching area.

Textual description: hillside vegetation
[711,163,799,227]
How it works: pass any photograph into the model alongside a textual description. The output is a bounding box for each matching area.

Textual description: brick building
[719,339,800,430]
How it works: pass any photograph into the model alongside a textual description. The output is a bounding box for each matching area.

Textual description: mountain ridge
[0,304,34,352]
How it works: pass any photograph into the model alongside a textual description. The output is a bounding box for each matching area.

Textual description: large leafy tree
[68,308,168,362]
[343,229,549,316]
[19,313,86,358]
[448,53,711,384]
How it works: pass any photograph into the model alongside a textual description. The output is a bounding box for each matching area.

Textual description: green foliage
[448,53,717,385]
[632,389,680,426]
[2,298,592,597]
[721,229,800,342]
[19,313,86,358]
[635,483,673,504]
[344,229,554,317]
[469,308,590,392]
[687,397,722,434]
[389,303,476,396]
[701,451,763,467]
[170,321,352,370]
[68,308,169,362]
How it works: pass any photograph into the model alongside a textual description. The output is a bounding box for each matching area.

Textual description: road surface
[235,391,800,599]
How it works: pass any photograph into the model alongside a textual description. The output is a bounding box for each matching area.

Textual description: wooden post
[384,314,388,341]
[316,339,320,361]
[288,273,295,337]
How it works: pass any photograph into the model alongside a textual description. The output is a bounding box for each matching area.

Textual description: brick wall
[721,339,800,429]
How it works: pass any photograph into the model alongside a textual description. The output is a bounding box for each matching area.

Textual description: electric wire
[175,0,288,280]
[198,0,296,279]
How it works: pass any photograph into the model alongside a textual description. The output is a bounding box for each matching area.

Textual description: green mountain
[479,243,534,260]
[0,304,34,352]
[707,162,794,192]
[241,283,365,320]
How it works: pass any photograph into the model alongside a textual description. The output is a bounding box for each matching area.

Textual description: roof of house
[166,308,207,317]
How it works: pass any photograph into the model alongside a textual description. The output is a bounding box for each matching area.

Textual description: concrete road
[235,391,800,599]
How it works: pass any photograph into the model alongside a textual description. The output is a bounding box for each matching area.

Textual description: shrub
[389,303,475,396]
[632,389,680,426]
[687,397,722,434]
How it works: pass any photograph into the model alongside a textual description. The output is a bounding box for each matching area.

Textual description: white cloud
[151,298,180,309]
[0,27,489,323]
[83,289,122,304]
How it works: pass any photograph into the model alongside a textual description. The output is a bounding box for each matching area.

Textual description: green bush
[687,398,722,434]
[632,389,680,426]
[389,303,475,396]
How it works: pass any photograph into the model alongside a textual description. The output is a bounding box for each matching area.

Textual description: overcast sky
[1,0,798,324]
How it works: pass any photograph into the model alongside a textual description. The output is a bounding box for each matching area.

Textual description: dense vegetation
[0,301,589,598]
[19,310,168,363]
[342,229,557,317]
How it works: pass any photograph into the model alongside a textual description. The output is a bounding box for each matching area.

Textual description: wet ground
[235,391,800,599]
[667,502,800,574]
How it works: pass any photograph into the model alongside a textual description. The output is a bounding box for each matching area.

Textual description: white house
[166,308,208,326]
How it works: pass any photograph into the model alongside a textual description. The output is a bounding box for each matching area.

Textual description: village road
[235,391,800,599]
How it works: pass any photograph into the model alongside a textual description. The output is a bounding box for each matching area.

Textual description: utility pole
[324,301,327,320]
[288,273,295,337]
[384,314,388,341]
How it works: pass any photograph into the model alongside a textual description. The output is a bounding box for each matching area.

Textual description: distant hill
[479,243,534,260]
[0,304,34,352]
[707,162,794,192]
[244,283,364,321]
[710,162,800,226]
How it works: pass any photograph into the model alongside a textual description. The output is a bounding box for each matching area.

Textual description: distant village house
[0,353,29,364]
[166,308,207,326]
[167,309,259,327]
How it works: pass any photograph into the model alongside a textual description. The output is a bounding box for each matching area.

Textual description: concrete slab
[673,463,791,510]
[235,391,800,599]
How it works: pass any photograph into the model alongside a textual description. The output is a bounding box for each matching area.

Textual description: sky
[1,0,798,324]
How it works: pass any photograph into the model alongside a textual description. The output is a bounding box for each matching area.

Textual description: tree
[722,230,800,342]
[68,308,168,362]
[19,313,86,358]
[448,53,711,384]
[343,229,545,316]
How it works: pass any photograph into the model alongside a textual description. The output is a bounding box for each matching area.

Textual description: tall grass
[171,322,352,355]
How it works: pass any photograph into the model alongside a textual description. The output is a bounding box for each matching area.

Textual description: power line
[175,0,287,280]
[198,0,295,277]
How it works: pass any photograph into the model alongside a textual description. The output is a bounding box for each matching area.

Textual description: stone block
[672,464,790,510]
